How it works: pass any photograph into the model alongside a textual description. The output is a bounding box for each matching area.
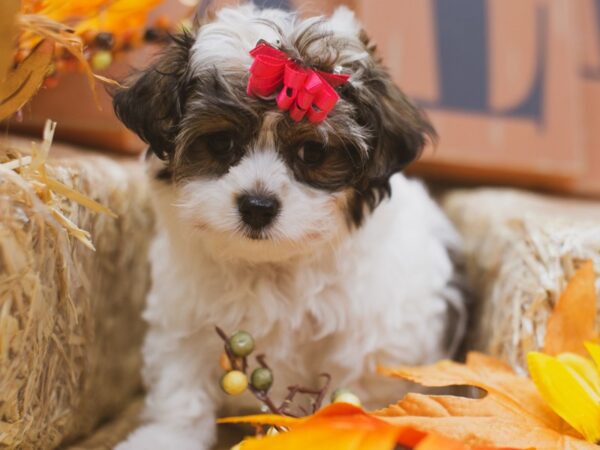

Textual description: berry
[220,370,248,396]
[219,352,232,371]
[143,27,161,43]
[229,331,255,357]
[155,15,171,30]
[250,367,273,391]
[331,388,361,407]
[43,76,59,89]
[95,32,114,49]
[91,51,112,71]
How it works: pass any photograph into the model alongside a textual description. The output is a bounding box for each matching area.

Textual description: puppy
[113,4,465,449]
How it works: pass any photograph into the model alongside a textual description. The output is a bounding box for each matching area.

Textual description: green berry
[229,331,255,357]
[331,388,351,402]
[331,388,361,407]
[220,370,248,396]
[91,50,112,71]
[250,367,274,391]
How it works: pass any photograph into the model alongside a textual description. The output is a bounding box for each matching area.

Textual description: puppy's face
[113,6,434,261]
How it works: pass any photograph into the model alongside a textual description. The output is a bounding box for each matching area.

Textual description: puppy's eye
[297,141,326,166]
[206,131,237,162]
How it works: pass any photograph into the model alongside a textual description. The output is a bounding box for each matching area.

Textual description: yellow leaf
[0,0,20,81]
[73,0,163,35]
[25,0,163,35]
[556,353,600,398]
[585,341,600,371]
[0,40,54,121]
[545,261,597,356]
[528,352,600,444]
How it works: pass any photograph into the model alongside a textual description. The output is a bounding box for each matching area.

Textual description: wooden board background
[6,0,600,196]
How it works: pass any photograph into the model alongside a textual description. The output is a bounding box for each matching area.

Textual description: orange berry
[155,15,171,30]
[219,352,232,371]
[43,76,59,89]
[55,59,67,73]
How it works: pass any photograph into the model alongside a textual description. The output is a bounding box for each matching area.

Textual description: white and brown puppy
[113,4,465,449]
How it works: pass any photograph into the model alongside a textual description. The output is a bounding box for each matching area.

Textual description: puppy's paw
[115,423,212,450]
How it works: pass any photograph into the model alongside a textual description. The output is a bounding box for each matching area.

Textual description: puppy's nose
[237,193,280,230]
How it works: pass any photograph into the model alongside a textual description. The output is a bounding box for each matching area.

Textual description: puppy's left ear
[361,72,435,176]
[112,32,195,160]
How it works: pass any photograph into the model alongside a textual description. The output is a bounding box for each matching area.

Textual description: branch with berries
[215,327,361,420]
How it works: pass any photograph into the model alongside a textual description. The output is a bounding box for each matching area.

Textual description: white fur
[117,5,465,450]
[190,4,369,82]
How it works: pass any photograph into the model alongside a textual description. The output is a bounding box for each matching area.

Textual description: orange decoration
[378,353,596,450]
[219,403,518,450]
[544,260,598,356]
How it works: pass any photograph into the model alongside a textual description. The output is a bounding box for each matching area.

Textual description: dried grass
[443,189,600,373]
[0,137,154,449]
[1,121,117,250]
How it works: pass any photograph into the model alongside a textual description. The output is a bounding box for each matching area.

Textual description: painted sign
[358,0,598,194]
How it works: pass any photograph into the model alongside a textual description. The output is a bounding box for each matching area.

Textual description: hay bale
[443,189,600,372]
[0,147,153,449]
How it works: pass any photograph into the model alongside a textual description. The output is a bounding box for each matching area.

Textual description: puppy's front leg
[115,386,216,450]
[116,419,214,450]
[116,334,218,450]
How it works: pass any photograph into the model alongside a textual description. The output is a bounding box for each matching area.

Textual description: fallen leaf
[378,353,596,450]
[0,0,20,81]
[0,40,54,121]
[545,260,597,356]
[219,403,519,450]
[414,434,515,450]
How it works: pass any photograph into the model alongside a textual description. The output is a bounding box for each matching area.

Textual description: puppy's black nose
[237,194,280,230]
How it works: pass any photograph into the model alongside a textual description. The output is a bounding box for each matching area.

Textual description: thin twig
[313,373,332,412]
[216,327,332,418]
[256,354,270,369]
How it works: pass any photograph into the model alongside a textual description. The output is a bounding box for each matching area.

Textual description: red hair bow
[247,41,350,124]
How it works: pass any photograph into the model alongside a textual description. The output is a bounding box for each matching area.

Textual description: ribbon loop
[246,41,350,123]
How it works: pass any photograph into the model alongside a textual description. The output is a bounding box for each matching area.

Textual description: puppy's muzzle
[237,193,280,231]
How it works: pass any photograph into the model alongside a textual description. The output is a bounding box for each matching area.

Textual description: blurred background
[7,0,600,196]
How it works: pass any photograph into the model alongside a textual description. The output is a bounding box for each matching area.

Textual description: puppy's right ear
[112,32,195,160]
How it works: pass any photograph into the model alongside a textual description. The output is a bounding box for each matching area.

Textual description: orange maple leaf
[219,403,519,450]
[378,352,596,450]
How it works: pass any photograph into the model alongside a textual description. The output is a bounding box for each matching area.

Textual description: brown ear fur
[343,33,436,225]
[112,32,195,160]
